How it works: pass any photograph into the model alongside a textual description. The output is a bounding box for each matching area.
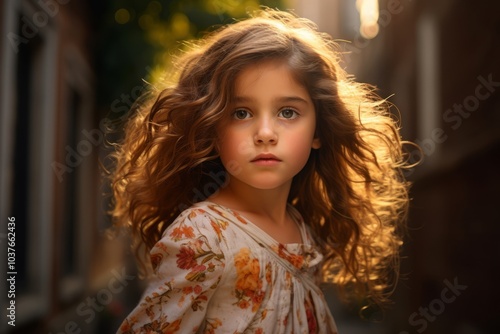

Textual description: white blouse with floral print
[117,201,338,334]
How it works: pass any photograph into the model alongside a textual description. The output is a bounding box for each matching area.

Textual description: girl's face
[217,60,321,192]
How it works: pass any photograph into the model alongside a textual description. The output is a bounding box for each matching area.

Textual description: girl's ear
[312,137,321,149]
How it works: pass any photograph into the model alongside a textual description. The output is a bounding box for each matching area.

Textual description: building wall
[0,1,130,333]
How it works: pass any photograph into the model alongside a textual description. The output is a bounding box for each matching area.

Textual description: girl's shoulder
[176,201,250,227]
[163,201,235,244]
[172,201,234,225]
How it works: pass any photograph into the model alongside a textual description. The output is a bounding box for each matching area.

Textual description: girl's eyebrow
[233,95,310,105]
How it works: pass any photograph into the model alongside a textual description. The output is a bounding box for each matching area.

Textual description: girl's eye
[278,108,299,119]
[233,109,251,120]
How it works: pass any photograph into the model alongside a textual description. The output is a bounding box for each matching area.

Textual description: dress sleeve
[117,209,226,334]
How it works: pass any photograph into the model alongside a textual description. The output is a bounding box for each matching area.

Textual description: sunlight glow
[356,0,380,39]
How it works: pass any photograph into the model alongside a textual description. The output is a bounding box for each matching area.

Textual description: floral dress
[117,201,338,334]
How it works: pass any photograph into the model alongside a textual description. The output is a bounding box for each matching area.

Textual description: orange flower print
[284,271,292,289]
[164,319,182,333]
[182,286,193,295]
[305,297,318,334]
[150,252,163,270]
[234,248,264,312]
[205,317,223,334]
[119,319,132,332]
[170,227,183,240]
[185,264,207,282]
[176,246,197,269]
[235,248,260,291]
[232,211,248,225]
[179,284,205,308]
[289,254,304,269]
[182,225,195,238]
[210,219,223,242]
[176,235,224,283]
[208,205,228,219]
[188,209,204,219]
[277,244,304,269]
[134,315,180,333]
[191,292,209,311]
[170,224,195,241]
[265,262,272,284]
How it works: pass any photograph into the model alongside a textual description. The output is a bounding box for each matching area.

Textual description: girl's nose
[254,119,277,145]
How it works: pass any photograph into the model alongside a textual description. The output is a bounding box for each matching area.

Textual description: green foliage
[94,0,287,109]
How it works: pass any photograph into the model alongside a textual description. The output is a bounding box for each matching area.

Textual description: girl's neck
[208,177,303,244]
[209,178,291,226]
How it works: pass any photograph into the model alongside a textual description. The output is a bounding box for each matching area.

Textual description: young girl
[111,8,410,334]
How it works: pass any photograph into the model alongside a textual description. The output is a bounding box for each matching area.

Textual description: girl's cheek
[238,140,253,156]
[225,160,242,175]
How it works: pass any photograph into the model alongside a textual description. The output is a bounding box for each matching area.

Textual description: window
[57,47,95,303]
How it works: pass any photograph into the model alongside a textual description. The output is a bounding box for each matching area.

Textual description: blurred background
[1,0,499,333]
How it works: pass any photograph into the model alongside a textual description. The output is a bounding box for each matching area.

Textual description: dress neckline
[194,201,309,246]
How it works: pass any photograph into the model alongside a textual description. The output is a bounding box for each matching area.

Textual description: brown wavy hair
[110,9,412,308]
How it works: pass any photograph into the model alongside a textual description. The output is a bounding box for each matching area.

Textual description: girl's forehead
[226,61,313,112]
[233,59,306,93]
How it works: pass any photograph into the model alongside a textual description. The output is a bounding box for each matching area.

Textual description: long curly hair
[110,9,412,308]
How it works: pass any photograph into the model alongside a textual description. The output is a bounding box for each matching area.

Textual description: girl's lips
[250,153,281,162]
[251,159,281,166]
[251,154,281,166]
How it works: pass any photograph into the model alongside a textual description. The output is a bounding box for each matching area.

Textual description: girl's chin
[228,178,293,192]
